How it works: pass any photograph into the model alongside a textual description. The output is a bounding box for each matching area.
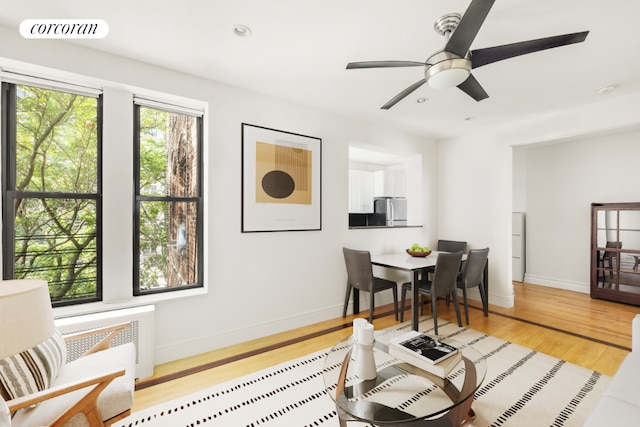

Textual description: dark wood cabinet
[591,202,640,305]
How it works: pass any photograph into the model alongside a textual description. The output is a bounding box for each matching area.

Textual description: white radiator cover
[55,305,155,379]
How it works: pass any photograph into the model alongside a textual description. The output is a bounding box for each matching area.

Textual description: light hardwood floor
[131,282,639,412]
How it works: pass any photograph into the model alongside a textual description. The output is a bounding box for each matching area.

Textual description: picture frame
[241,123,322,232]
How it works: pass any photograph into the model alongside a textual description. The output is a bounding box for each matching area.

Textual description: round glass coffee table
[322,330,486,426]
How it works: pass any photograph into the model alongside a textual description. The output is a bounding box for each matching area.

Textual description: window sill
[52,286,207,320]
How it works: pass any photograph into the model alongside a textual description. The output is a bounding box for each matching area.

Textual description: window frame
[132,102,204,296]
[1,81,103,307]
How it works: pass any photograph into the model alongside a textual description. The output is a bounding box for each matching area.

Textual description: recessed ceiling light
[598,85,616,95]
[416,98,428,103]
[233,24,252,37]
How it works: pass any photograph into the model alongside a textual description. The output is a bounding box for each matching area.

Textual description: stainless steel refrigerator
[374,197,407,226]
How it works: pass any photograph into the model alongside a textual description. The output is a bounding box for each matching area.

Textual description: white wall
[0,24,438,364]
[512,147,527,213]
[439,91,640,309]
[520,130,640,292]
[438,137,514,307]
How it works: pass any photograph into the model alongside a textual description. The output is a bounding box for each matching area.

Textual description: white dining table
[371,250,471,331]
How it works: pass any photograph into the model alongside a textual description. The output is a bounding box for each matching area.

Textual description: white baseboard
[154,304,344,364]
[156,291,404,364]
[155,285,520,364]
[523,273,590,294]
[462,288,514,308]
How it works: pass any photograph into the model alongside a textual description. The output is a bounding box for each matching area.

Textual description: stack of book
[388,330,462,377]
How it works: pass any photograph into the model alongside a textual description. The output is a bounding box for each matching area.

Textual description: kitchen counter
[349,212,420,229]
[349,225,422,230]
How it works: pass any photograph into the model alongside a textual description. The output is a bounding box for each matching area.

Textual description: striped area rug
[114,319,610,427]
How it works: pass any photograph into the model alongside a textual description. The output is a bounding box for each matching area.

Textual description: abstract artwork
[241,123,321,232]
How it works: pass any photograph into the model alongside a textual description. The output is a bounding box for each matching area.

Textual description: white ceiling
[0,0,639,140]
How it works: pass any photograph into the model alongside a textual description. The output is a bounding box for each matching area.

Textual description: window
[1,82,101,306]
[1,70,207,310]
[134,102,203,295]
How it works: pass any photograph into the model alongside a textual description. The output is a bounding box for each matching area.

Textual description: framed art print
[241,123,322,232]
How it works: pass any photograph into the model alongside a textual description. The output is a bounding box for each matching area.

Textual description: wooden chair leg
[49,370,123,427]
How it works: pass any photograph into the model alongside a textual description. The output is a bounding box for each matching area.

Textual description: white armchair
[584,314,640,426]
[0,280,135,426]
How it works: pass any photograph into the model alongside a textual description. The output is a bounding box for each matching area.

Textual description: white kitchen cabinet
[349,169,374,213]
[374,168,407,197]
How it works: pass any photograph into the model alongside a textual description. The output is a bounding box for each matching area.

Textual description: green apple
[422,246,430,252]
[411,243,420,250]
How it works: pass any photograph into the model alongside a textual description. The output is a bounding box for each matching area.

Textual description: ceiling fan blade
[347,61,425,69]
[445,0,496,57]
[457,74,489,101]
[381,78,427,110]
[470,31,589,69]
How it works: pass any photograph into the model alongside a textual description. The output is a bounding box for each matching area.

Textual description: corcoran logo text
[20,19,109,39]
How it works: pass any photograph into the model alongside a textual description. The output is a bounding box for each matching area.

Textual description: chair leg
[462,287,470,325]
[369,291,375,323]
[342,284,352,318]
[451,289,463,327]
[478,283,488,317]
[420,295,433,315]
[391,287,399,321]
[400,287,407,323]
[431,296,438,336]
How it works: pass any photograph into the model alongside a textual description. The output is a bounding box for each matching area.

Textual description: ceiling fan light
[425,55,471,90]
[428,68,470,89]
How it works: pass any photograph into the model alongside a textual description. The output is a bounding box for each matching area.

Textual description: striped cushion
[0,329,67,399]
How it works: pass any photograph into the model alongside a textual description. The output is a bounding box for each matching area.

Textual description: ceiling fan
[346,0,589,109]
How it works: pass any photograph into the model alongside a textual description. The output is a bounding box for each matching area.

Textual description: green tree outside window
[135,105,202,293]
[3,84,100,304]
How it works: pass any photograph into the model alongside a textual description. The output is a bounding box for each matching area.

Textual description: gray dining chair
[457,247,490,324]
[424,240,467,280]
[437,240,468,253]
[400,251,463,335]
[342,247,399,323]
